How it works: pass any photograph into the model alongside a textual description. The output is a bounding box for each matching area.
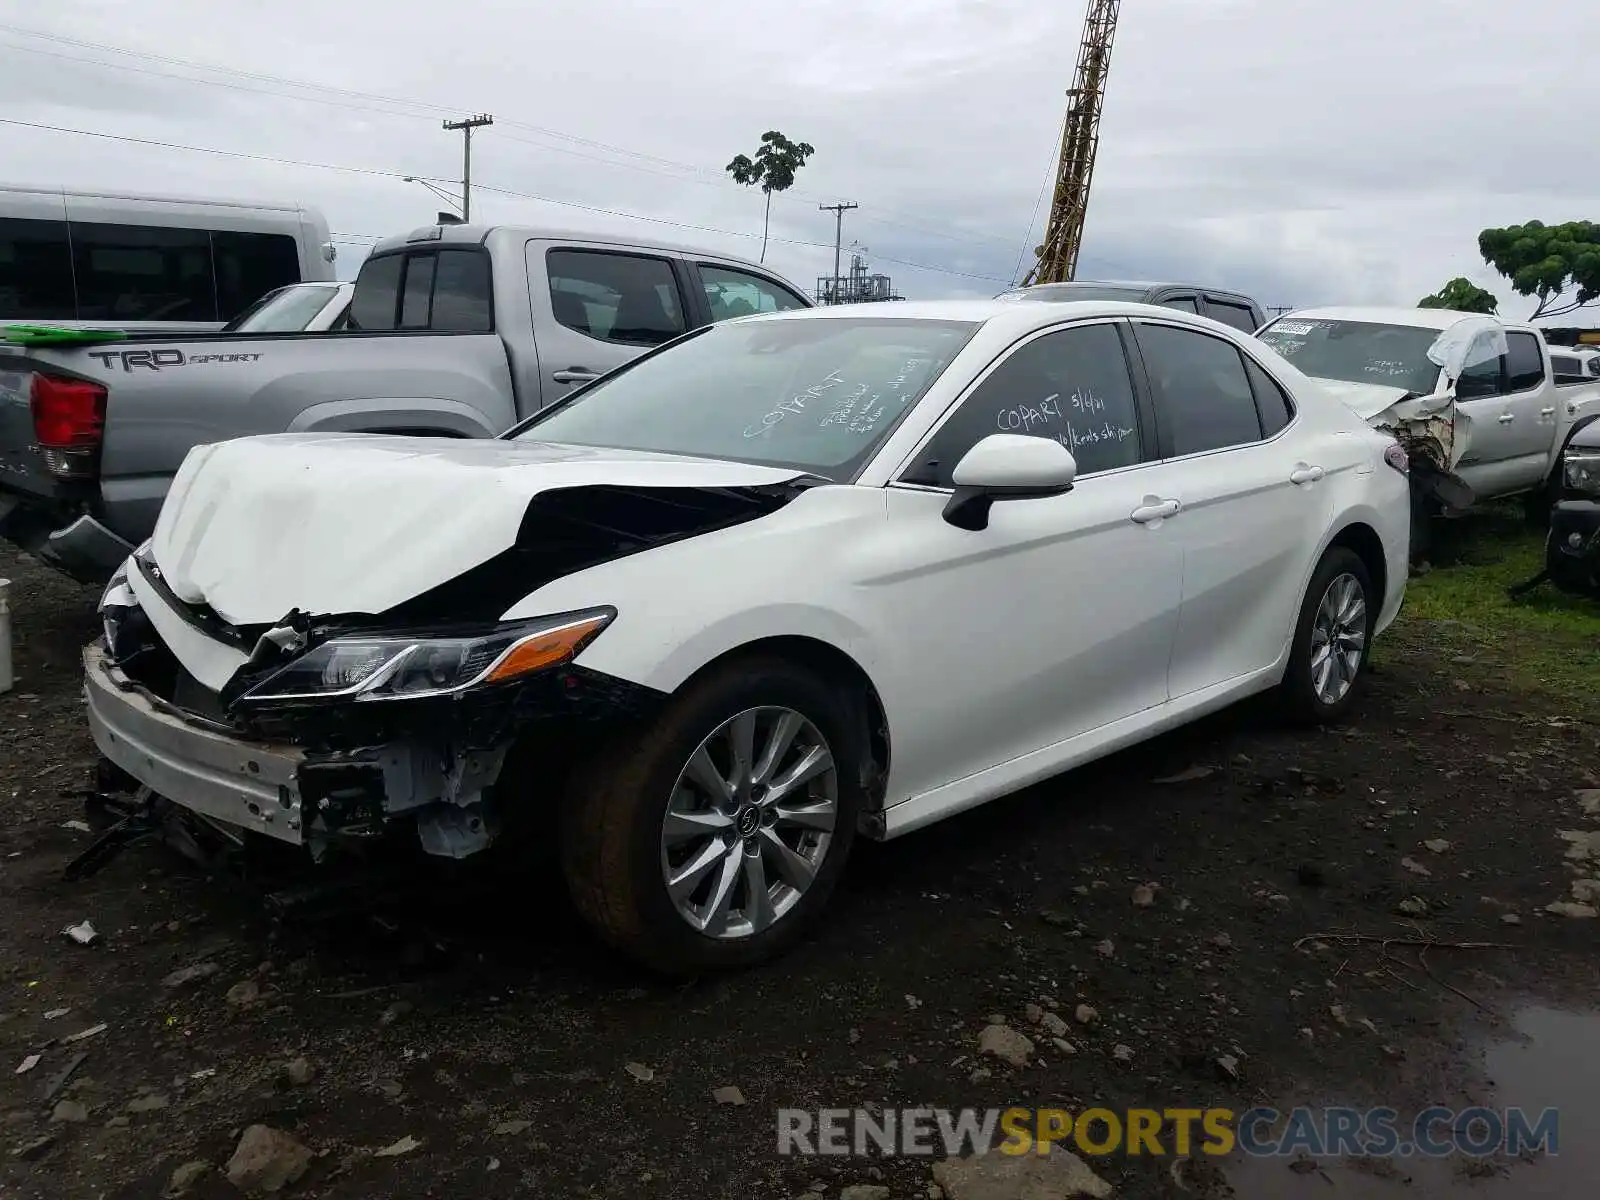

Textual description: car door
[1501,330,1562,472]
[1127,318,1336,699]
[692,261,811,322]
[874,319,1183,798]
[1452,336,1549,496]
[525,241,691,402]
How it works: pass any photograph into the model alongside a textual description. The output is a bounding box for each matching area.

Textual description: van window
[212,231,303,321]
[1206,299,1259,333]
[0,216,303,322]
[0,217,75,320]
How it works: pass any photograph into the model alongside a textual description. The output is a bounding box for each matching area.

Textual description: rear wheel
[1278,546,1376,725]
[560,656,862,975]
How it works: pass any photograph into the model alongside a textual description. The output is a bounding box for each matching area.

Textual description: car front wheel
[1279,546,1376,724]
[560,656,862,975]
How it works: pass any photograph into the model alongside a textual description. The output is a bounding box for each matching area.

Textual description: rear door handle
[1130,498,1181,524]
[552,368,599,384]
[1289,464,1325,485]
[1498,412,1515,424]
[1541,406,1556,417]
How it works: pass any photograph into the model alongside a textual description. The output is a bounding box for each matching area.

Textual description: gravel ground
[1,544,1598,1200]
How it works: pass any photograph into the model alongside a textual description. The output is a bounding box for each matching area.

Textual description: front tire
[560,656,863,975]
[1278,546,1376,725]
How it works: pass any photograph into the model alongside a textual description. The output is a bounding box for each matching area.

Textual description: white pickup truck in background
[1257,307,1598,528]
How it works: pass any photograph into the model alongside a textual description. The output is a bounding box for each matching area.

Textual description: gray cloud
[3,0,1596,321]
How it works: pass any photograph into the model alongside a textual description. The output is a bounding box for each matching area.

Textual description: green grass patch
[1383,503,1600,712]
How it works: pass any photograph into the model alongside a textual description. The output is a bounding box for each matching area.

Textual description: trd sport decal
[87,349,264,372]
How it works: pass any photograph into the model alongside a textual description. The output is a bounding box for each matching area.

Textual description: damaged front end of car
[91,547,645,868]
[83,472,821,874]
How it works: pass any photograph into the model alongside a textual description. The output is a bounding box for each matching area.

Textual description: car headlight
[1564,448,1600,495]
[236,608,615,704]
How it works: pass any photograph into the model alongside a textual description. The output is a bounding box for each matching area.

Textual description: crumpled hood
[150,433,807,625]
[1313,379,1416,421]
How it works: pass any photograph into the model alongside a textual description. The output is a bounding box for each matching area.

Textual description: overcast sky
[2,0,1594,321]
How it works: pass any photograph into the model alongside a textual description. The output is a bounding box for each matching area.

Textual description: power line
[0,24,1023,257]
[1,117,1013,285]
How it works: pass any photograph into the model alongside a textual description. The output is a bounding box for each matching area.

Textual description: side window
[699,264,809,321]
[1159,296,1199,313]
[430,250,493,332]
[546,249,686,346]
[68,222,216,322]
[1244,357,1295,436]
[1551,354,1584,387]
[1505,331,1546,393]
[902,322,1144,487]
[1456,354,1504,400]
[1206,299,1259,333]
[0,217,77,320]
[211,231,302,321]
[1135,323,1264,456]
[348,254,404,330]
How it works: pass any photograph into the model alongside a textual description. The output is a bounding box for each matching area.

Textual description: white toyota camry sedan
[88,300,1411,973]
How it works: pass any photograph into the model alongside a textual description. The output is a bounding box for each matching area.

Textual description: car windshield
[224,285,340,332]
[995,284,1148,303]
[1257,318,1443,394]
[514,317,979,480]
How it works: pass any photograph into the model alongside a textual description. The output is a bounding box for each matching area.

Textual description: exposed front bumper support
[84,642,307,845]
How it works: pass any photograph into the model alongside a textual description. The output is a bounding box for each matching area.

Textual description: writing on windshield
[1259,319,1442,394]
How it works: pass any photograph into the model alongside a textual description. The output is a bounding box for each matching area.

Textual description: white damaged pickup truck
[1257,308,1585,550]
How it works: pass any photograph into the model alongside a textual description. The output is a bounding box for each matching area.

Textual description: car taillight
[30,374,107,479]
[1382,442,1409,475]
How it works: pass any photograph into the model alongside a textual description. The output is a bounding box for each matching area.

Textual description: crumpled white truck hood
[150,433,807,626]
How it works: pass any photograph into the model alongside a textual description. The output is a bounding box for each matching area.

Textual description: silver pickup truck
[0,222,813,581]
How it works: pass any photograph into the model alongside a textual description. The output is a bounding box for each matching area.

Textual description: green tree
[725,131,815,264]
[1477,220,1600,320]
[1417,277,1498,315]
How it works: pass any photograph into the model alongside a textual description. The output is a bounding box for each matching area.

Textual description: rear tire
[560,656,863,976]
[1278,546,1376,726]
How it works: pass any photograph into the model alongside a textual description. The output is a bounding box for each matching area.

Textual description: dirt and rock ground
[2,525,1599,1200]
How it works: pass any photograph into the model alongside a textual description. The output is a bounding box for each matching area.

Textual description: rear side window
[1206,299,1259,333]
[1552,354,1586,387]
[1159,296,1198,313]
[211,231,302,321]
[547,249,686,347]
[699,264,809,320]
[349,249,492,332]
[1135,323,1264,456]
[1244,357,1294,436]
[69,222,216,322]
[0,217,76,320]
[1505,331,1545,393]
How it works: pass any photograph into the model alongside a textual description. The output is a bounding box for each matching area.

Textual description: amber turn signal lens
[483,615,611,682]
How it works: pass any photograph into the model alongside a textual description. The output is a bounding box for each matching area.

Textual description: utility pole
[818,202,858,304]
[443,114,493,221]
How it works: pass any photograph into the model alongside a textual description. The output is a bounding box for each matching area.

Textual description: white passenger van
[0,184,336,332]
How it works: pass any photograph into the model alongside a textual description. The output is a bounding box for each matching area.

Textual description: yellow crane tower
[1022,0,1122,285]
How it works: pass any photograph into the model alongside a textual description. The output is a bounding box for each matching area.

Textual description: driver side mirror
[942,434,1077,531]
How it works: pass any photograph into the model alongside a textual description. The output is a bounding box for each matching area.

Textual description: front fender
[574,601,880,697]
[288,398,500,438]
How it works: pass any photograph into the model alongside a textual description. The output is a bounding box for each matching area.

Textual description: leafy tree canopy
[1477,220,1600,320]
[1418,277,1498,315]
[726,131,815,195]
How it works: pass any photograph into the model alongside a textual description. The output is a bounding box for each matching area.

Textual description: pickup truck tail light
[1382,442,1409,475]
[30,374,108,479]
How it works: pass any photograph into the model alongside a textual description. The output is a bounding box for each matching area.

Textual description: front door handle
[1498,412,1515,424]
[1130,498,1181,524]
[552,367,599,384]
[1289,464,1325,485]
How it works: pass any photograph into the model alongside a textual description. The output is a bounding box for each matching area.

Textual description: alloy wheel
[1309,572,1367,705]
[659,706,838,939]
